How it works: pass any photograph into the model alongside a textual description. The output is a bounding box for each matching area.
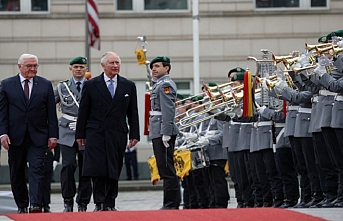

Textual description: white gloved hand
[197,136,209,146]
[184,133,197,142]
[314,64,327,77]
[257,105,267,114]
[275,80,288,90]
[162,135,171,148]
[296,54,311,68]
[69,121,76,130]
[337,40,343,48]
[53,161,58,171]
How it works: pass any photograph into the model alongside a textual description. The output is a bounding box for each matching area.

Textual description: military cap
[149,56,170,69]
[190,95,203,102]
[176,93,184,100]
[318,35,328,43]
[231,73,244,82]
[228,67,246,78]
[70,56,87,65]
[326,30,343,42]
[208,82,217,87]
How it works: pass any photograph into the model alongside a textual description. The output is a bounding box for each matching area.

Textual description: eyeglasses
[21,64,39,69]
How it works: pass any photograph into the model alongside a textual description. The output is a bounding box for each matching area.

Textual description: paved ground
[0,182,343,221]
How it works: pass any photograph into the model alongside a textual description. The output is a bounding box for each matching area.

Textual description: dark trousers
[8,130,46,208]
[322,127,343,198]
[182,171,199,209]
[124,150,139,180]
[250,151,273,205]
[42,150,53,205]
[192,168,210,208]
[247,151,264,206]
[312,132,338,196]
[208,159,229,208]
[228,151,243,205]
[60,142,92,204]
[92,177,118,208]
[288,136,311,203]
[152,136,180,208]
[274,147,299,201]
[234,150,254,207]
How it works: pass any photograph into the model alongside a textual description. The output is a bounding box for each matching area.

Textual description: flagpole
[85,0,91,71]
[192,0,199,94]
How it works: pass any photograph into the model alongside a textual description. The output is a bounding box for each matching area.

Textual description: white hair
[100,52,121,64]
[18,54,38,64]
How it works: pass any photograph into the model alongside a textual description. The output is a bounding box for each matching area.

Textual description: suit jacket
[75,73,140,180]
[0,74,58,147]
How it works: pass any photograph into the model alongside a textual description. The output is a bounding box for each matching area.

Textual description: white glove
[296,54,311,68]
[162,135,171,148]
[314,64,327,77]
[69,121,76,130]
[184,133,197,142]
[275,80,288,90]
[257,105,267,114]
[53,161,58,171]
[337,40,343,48]
[197,137,209,146]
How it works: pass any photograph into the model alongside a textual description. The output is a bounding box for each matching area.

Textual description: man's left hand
[128,139,139,148]
[48,138,57,150]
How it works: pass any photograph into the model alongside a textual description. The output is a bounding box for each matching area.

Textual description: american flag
[87,0,100,50]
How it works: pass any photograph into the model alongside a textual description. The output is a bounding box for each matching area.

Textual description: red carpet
[4,208,326,221]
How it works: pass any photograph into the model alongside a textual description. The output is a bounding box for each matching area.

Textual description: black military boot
[63,198,74,212]
[306,191,324,208]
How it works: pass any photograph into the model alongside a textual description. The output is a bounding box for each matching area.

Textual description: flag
[87,0,100,50]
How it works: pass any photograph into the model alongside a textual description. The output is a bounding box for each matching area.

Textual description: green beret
[318,35,328,43]
[190,95,203,102]
[326,29,343,42]
[228,67,246,78]
[70,56,87,65]
[176,93,184,100]
[149,56,170,69]
[231,73,244,81]
[208,82,217,87]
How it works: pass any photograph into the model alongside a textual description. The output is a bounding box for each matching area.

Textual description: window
[255,0,328,9]
[175,81,192,98]
[0,0,49,13]
[116,0,189,12]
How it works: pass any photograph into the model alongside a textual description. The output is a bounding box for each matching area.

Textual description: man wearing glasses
[0,53,58,213]
[54,56,92,212]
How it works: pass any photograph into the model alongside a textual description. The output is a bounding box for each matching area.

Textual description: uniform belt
[274,123,285,128]
[240,122,253,125]
[150,111,162,116]
[230,121,241,125]
[298,107,312,114]
[319,90,337,96]
[335,95,343,101]
[62,114,77,121]
[257,121,273,127]
[287,106,299,111]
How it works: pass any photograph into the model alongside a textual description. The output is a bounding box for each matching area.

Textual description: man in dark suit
[0,53,58,213]
[75,51,140,211]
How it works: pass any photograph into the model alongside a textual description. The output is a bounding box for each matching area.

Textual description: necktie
[24,79,29,100]
[76,82,81,92]
[108,80,114,98]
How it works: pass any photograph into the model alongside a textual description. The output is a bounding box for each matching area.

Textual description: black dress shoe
[236,202,244,208]
[94,203,105,212]
[293,201,308,208]
[63,198,74,212]
[279,201,298,209]
[105,207,117,211]
[17,207,28,214]
[78,203,87,212]
[159,206,178,210]
[29,204,42,213]
[43,204,51,213]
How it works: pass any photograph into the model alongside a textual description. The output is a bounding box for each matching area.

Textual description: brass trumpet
[305,42,334,53]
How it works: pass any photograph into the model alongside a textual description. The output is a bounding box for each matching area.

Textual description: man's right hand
[1,135,11,150]
[76,138,85,147]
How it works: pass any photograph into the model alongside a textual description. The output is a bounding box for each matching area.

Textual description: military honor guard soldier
[54,56,92,212]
